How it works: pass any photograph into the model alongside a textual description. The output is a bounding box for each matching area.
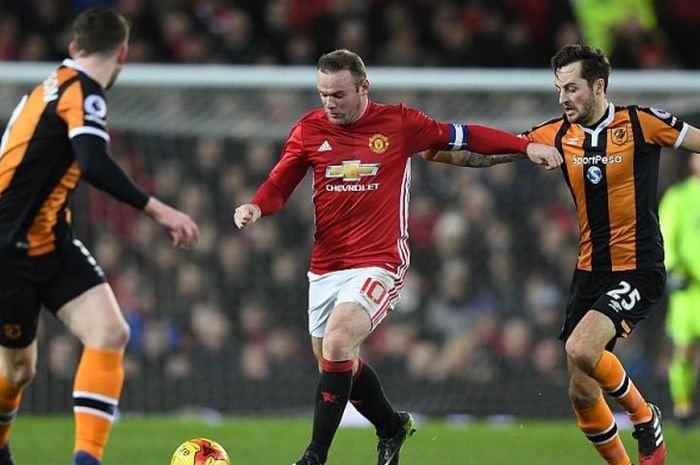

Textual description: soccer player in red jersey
[430,45,700,465]
[233,49,562,465]
[0,9,199,465]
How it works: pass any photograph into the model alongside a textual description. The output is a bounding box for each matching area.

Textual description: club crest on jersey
[326,160,380,181]
[611,128,628,146]
[587,166,604,184]
[368,134,389,154]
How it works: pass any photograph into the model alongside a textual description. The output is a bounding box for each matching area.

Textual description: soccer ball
[170,438,231,465]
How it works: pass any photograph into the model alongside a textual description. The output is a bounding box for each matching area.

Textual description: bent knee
[565,340,599,373]
[321,332,355,361]
[107,321,130,349]
[88,321,130,350]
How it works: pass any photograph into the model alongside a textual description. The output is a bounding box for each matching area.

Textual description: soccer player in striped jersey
[659,152,700,431]
[429,44,700,465]
[525,45,700,465]
[233,49,562,465]
[0,8,199,465]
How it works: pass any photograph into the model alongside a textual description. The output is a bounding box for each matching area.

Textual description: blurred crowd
[1,0,700,69]
[4,0,699,414]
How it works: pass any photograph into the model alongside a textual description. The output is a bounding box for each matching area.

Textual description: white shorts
[307,267,402,337]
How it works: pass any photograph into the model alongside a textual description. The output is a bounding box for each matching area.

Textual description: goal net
[1,64,699,418]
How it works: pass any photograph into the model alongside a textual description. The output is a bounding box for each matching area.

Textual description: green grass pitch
[10,415,699,464]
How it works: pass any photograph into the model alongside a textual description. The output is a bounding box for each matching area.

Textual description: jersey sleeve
[401,105,529,154]
[521,120,559,145]
[252,123,309,216]
[636,106,688,149]
[57,78,110,143]
[56,77,148,209]
[71,135,149,209]
[400,106,451,153]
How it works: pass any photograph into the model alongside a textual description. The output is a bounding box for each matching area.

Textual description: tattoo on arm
[456,151,524,168]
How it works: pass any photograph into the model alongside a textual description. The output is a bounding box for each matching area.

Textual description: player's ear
[116,45,128,65]
[594,77,605,95]
[359,79,370,96]
[68,40,79,58]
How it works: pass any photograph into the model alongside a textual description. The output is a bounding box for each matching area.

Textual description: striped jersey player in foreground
[0,7,199,465]
[430,44,700,465]
[234,49,561,465]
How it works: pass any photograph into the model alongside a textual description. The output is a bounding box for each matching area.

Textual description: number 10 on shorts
[361,277,388,305]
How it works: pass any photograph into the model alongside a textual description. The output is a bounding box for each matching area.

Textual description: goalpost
[1,64,699,417]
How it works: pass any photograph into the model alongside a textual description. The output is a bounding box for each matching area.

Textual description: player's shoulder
[625,104,673,120]
[523,115,566,135]
[59,61,103,92]
[372,101,405,113]
[296,108,328,127]
[625,104,685,135]
[377,102,434,123]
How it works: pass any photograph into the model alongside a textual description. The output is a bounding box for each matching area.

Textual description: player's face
[554,61,602,125]
[317,70,369,125]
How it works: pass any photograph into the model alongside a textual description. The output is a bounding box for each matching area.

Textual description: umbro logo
[318,140,333,152]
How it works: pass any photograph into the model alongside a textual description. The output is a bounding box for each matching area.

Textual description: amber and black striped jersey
[524,103,688,272]
[0,59,147,257]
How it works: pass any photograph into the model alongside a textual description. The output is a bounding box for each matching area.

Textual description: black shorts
[559,268,666,350]
[0,239,105,348]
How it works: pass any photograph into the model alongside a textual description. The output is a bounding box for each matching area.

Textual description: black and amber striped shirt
[0,59,147,257]
[524,103,688,272]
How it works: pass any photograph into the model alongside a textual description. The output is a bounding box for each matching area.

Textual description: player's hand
[526,143,563,170]
[233,203,261,229]
[144,197,200,249]
[418,148,439,161]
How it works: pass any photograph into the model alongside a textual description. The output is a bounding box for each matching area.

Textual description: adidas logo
[318,140,333,152]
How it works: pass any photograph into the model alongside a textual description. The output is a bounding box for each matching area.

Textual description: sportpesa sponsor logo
[572,154,623,165]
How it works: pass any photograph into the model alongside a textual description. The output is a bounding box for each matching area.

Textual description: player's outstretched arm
[525,142,563,170]
[419,143,562,170]
[680,125,700,152]
[233,203,262,230]
[144,197,200,249]
[418,149,522,167]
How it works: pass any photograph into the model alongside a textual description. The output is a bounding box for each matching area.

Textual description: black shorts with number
[559,267,666,351]
[0,238,105,348]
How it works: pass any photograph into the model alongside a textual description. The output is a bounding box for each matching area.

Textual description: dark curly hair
[551,44,610,91]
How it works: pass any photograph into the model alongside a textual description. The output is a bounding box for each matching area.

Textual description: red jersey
[254,101,467,275]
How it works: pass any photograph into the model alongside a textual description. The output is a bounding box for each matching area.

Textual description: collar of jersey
[579,102,615,148]
[61,58,96,82]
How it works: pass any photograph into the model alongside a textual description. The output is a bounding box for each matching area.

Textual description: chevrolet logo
[325,160,380,181]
